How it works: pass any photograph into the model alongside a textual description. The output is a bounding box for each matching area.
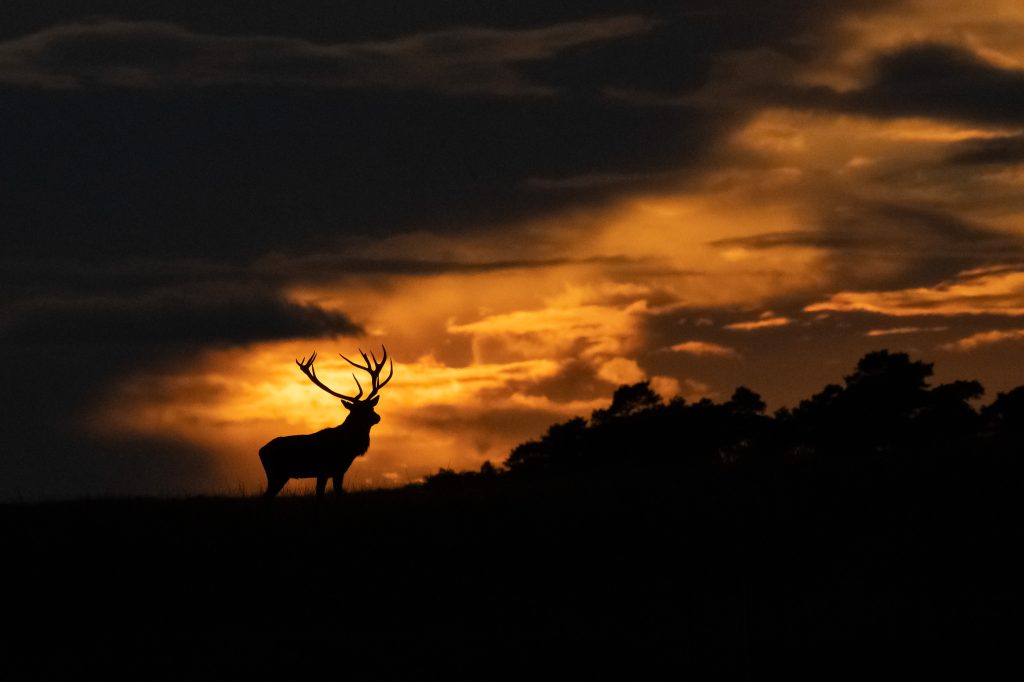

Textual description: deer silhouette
[259,347,393,499]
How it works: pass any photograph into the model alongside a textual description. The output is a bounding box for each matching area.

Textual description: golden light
[807,266,1024,317]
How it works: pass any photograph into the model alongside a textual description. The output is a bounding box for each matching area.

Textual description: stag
[259,347,393,499]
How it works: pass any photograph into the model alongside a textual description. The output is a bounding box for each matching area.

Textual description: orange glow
[87,175,832,490]
[670,341,739,357]
[866,327,949,337]
[734,110,1018,177]
[807,267,1024,316]
[725,317,792,331]
[942,328,1024,351]
[88,339,619,492]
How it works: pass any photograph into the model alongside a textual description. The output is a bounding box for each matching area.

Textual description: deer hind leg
[315,476,328,500]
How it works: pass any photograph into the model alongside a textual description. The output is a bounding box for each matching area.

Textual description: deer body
[259,348,392,499]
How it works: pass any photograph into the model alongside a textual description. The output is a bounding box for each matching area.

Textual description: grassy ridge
[4,452,1022,676]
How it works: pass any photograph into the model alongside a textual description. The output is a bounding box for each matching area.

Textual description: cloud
[0,285,361,346]
[710,202,1023,289]
[847,44,1024,125]
[448,300,647,363]
[945,134,1024,165]
[725,317,792,331]
[254,253,637,282]
[596,357,645,385]
[708,203,1000,254]
[525,170,677,190]
[0,254,636,298]
[941,328,1024,352]
[669,340,739,357]
[0,17,655,95]
[806,266,1024,317]
[774,43,1024,125]
[865,326,948,337]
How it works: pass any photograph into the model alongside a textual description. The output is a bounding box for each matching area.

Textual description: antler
[296,352,363,404]
[340,345,394,401]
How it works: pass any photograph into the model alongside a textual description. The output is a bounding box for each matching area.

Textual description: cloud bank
[0,17,655,95]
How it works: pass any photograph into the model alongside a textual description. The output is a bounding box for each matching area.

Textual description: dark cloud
[0,17,655,94]
[852,44,1024,124]
[525,169,679,190]
[0,2,890,264]
[253,253,637,281]
[0,87,726,262]
[0,254,636,299]
[778,43,1024,125]
[710,202,1024,289]
[945,134,1024,165]
[0,285,361,346]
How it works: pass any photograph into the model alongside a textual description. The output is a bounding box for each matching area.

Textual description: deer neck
[335,415,374,453]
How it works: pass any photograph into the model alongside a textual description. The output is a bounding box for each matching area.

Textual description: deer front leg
[315,476,328,499]
[333,474,346,497]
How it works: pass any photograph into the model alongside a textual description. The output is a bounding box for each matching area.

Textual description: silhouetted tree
[983,386,1024,434]
[506,417,588,473]
[982,386,1024,457]
[727,386,766,415]
[590,381,662,425]
[465,350,1014,488]
[916,380,984,450]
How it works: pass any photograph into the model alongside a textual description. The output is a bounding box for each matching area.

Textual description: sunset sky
[5,1,1024,499]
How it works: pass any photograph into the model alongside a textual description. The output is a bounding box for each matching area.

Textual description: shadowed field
[4,451,1022,677]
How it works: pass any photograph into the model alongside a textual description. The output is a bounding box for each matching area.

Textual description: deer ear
[341,400,354,411]
[369,396,379,407]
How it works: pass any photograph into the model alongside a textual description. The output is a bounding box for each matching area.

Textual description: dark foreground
[3,455,1023,678]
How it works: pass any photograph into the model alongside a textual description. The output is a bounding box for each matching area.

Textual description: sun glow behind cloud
[89,340,602,491]
[84,177,839,490]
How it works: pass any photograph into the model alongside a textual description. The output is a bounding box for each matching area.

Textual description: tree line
[425,350,1024,486]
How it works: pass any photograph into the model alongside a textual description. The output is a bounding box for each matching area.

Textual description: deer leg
[315,476,328,499]
[264,476,288,499]
[333,474,346,497]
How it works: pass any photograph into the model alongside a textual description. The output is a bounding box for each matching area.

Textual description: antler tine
[340,352,371,371]
[365,347,393,400]
[332,345,394,401]
[296,351,359,403]
[377,357,394,390]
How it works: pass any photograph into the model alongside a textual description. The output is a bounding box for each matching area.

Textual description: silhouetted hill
[4,350,1023,676]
